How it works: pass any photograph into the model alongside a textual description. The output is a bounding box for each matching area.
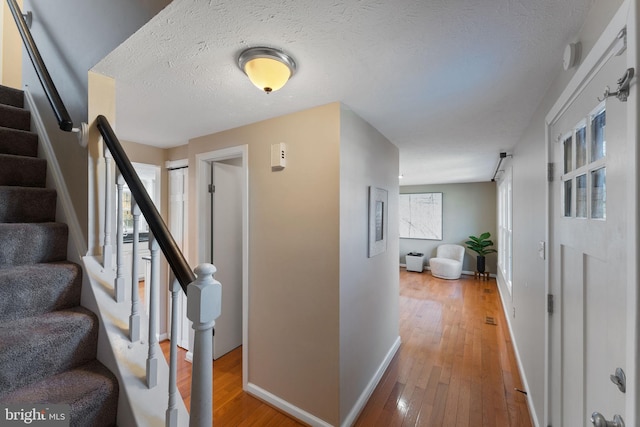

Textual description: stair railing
[8,0,219,423]
[98,115,220,427]
[6,0,88,145]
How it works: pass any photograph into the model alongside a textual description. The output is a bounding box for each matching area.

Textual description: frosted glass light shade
[238,47,296,93]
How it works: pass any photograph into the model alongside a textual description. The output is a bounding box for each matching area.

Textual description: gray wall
[400,182,497,273]
[495,1,625,425]
[22,0,171,245]
[339,106,399,424]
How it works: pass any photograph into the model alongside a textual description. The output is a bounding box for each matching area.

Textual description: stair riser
[0,187,57,223]
[0,308,98,398]
[0,86,24,109]
[0,263,82,322]
[0,126,38,157]
[0,223,68,267]
[0,154,47,187]
[0,105,30,131]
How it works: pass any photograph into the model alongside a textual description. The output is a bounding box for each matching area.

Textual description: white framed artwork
[399,192,443,240]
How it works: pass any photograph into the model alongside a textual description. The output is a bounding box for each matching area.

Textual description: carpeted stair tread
[0,85,24,108]
[0,222,68,267]
[0,262,81,322]
[0,153,46,187]
[0,359,118,427]
[0,85,119,421]
[0,186,57,223]
[0,126,38,157]
[0,307,98,398]
[0,104,30,131]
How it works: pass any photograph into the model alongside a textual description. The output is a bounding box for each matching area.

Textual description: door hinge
[547,294,554,314]
[547,163,554,182]
[208,184,215,193]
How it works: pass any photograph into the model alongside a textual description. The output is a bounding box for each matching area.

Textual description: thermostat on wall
[271,143,286,170]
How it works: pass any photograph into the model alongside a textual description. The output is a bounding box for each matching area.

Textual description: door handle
[591,412,625,427]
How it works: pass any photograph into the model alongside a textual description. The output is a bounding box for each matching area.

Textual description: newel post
[187,263,221,427]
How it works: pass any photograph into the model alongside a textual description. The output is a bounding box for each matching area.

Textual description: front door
[547,40,629,426]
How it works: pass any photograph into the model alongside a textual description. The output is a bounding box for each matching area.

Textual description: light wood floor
[160,269,532,426]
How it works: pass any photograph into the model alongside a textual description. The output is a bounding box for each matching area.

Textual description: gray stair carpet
[0,85,118,426]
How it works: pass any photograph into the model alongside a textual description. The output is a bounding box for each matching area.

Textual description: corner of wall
[1,0,23,89]
[88,71,116,256]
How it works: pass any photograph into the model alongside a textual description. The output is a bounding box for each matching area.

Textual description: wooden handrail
[7,0,73,132]
[97,115,195,292]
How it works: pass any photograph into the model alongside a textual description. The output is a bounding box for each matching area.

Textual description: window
[576,174,587,218]
[498,166,513,294]
[560,103,606,221]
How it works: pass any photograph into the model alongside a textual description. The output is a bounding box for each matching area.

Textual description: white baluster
[129,202,141,342]
[114,172,125,302]
[166,279,181,427]
[103,147,113,269]
[146,234,159,388]
[187,263,221,427]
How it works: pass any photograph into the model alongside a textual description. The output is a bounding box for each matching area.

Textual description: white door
[210,159,243,359]
[547,46,629,426]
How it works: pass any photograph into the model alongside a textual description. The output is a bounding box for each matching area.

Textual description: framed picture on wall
[399,192,443,240]
[368,186,388,257]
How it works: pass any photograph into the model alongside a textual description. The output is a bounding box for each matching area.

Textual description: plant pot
[476,255,486,273]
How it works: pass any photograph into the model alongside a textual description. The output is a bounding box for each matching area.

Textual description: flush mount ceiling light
[238,47,296,93]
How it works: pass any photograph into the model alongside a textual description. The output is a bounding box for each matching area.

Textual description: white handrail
[129,202,141,342]
[114,172,125,302]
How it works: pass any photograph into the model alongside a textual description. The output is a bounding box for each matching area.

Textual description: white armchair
[429,244,465,279]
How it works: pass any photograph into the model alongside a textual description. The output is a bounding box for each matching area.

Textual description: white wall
[339,106,400,425]
[399,182,497,273]
[496,1,625,424]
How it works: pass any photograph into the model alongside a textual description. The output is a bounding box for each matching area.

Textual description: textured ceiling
[93,0,593,185]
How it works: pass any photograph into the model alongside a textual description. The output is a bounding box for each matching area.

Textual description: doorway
[196,146,249,377]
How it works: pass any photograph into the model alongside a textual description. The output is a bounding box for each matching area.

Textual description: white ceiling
[92,0,593,185]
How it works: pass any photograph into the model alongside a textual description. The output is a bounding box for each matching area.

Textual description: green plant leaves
[465,232,497,256]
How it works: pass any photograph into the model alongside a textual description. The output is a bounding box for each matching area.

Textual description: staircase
[0,85,119,426]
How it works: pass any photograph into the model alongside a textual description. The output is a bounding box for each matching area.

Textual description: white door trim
[544,1,638,424]
[195,145,249,388]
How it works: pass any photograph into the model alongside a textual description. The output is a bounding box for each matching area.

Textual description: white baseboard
[246,382,333,427]
[495,275,539,427]
[245,336,401,427]
[341,336,401,427]
[399,264,496,278]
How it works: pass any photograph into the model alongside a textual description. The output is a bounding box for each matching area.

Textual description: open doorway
[196,146,249,381]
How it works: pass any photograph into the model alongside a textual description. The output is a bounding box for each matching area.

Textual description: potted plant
[465,232,497,273]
